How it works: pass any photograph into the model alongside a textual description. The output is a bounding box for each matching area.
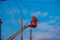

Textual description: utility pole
[0,16,3,40]
[30,28,32,40]
[20,18,23,40]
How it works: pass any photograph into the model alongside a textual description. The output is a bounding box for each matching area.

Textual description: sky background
[0,0,60,40]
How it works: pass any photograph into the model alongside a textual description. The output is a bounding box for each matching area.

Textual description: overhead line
[19,1,32,9]
[15,0,24,17]
[15,0,24,40]
[18,1,59,3]
[6,1,20,27]
[6,0,60,4]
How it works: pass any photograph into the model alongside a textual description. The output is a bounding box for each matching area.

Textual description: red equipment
[29,16,38,28]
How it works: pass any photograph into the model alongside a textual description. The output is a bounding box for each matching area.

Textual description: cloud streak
[31,11,48,17]
[33,32,55,40]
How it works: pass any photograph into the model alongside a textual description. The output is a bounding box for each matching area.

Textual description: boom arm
[7,16,38,40]
[7,25,29,40]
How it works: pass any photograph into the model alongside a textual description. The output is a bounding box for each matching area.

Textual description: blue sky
[0,0,60,40]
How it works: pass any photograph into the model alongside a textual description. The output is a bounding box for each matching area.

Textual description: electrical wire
[17,1,33,40]
[15,0,24,40]
[7,0,60,4]
[15,0,24,17]
[6,1,20,27]
[19,1,32,9]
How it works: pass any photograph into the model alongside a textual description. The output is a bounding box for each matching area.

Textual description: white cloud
[48,16,60,25]
[56,36,60,39]
[33,32,60,40]
[32,11,41,17]
[49,16,59,19]
[31,11,48,17]
[32,19,60,40]
[41,12,48,17]
[33,24,60,40]
[34,32,55,40]
[36,22,60,32]
[48,19,56,24]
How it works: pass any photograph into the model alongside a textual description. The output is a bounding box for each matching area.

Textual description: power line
[6,0,60,4]
[6,1,20,27]
[19,1,32,9]
[17,1,59,3]
[18,1,33,40]
[15,0,24,40]
[15,0,24,17]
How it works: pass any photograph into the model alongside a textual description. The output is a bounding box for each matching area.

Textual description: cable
[20,1,58,4]
[19,1,32,9]
[6,1,20,27]
[7,0,60,4]
[15,0,24,17]
[17,1,33,40]
[15,0,24,40]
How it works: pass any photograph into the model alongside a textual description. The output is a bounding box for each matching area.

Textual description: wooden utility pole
[0,16,3,40]
[30,28,32,40]
[20,18,23,40]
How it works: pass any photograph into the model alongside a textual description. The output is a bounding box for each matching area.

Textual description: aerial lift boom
[7,16,38,40]
[7,25,29,40]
